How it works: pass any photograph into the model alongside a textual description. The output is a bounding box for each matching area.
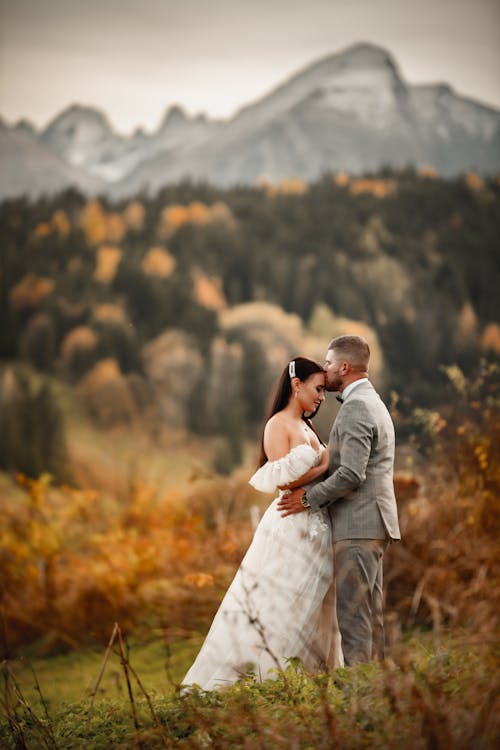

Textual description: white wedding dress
[181,444,343,691]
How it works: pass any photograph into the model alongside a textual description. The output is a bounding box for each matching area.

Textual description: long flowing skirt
[182,496,343,691]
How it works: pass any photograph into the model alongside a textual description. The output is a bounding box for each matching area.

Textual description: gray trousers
[334,539,387,666]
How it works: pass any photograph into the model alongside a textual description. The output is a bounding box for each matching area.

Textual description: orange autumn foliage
[0,470,255,646]
[79,358,137,425]
[35,222,52,237]
[464,171,485,192]
[92,303,127,325]
[35,209,71,238]
[123,200,145,231]
[193,269,227,311]
[60,326,98,362]
[51,209,71,237]
[260,178,308,196]
[157,201,234,238]
[333,172,350,187]
[418,166,439,179]
[9,273,54,311]
[142,246,176,277]
[188,201,211,224]
[105,212,126,243]
[80,200,108,245]
[184,572,214,589]
[333,173,397,197]
[157,205,190,238]
[349,178,396,198]
[80,200,127,246]
[94,245,122,283]
[481,322,500,353]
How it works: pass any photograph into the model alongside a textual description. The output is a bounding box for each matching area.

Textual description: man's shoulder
[336,395,375,429]
[343,383,377,410]
[340,385,391,423]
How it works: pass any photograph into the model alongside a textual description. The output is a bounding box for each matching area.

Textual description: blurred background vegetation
[1,169,499,474]
[0,169,499,747]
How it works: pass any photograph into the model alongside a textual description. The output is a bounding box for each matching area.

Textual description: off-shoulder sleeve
[248,444,320,493]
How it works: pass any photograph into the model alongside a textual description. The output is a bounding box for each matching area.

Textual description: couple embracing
[182,335,401,691]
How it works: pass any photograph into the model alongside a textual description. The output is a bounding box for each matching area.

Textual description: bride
[181,357,343,691]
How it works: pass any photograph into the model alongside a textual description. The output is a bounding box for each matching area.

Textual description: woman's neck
[282,401,304,420]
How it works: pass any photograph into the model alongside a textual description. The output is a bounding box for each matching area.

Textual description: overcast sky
[1,0,499,134]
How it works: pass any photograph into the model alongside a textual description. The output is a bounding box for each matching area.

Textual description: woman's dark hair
[258,356,325,466]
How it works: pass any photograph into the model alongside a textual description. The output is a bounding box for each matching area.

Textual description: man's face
[324,349,344,392]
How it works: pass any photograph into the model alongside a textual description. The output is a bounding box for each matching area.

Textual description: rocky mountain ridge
[2,42,499,200]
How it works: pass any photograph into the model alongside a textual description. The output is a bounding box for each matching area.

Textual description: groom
[277,335,400,666]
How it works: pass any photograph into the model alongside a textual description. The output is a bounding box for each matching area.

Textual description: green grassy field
[2,631,498,750]
[6,631,203,709]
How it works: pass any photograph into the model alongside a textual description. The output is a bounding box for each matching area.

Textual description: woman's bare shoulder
[263,412,292,461]
[264,411,290,435]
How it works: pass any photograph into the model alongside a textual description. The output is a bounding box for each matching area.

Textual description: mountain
[2,42,500,200]
[409,83,500,174]
[0,120,105,202]
[112,43,500,195]
[40,104,123,180]
[39,103,221,181]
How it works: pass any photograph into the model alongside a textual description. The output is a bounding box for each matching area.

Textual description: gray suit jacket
[306,381,401,542]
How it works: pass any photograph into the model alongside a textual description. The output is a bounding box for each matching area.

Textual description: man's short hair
[328,335,370,371]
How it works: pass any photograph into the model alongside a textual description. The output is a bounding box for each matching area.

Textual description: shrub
[0,365,69,481]
[387,361,500,633]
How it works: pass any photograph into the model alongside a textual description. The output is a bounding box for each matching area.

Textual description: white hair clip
[288,360,296,378]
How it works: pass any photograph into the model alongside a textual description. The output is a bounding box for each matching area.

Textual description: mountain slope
[0,122,105,201]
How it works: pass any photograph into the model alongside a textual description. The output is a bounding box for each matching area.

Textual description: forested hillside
[1,169,499,476]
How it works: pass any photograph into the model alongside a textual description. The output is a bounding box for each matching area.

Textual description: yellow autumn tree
[481,323,500,353]
[456,302,478,345]
[157,201,233,238]
[34,222,51,237]
[94,245,122,283]
[142,246,176,278]
[260,178,308,197]
[157,204,190,239]
[79,358,137,425]
[51,209,71,237]
[349,178,396,198]
[123,200,145,231]
[464,172,484,192]
[60,326,98,363]
[34,209,71,238]
[192,269,227,311]
[333,172,350,187]
[105,212,126,243]
[92,303,127,325]
[80,200,108,245]
[210,201,234,224]
[188,201,210,224]
[418,166,439,179]
[9,273,54,311]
